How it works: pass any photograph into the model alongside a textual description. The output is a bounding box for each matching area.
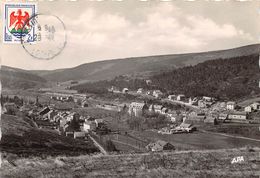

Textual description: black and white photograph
[1,0,260,177]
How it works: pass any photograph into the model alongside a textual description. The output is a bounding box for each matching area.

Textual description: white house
[128,102,148,117]
[244,106,252,113]
[226,101,236,110]
[251,102,260,110]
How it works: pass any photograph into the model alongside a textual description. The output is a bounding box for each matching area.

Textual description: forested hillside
[151,54,260,100]
[72,54,260,100]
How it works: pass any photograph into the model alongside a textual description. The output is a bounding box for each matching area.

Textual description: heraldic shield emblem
[3,3,37,43]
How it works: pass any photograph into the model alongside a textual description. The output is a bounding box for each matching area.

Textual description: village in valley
[2,78,260,153]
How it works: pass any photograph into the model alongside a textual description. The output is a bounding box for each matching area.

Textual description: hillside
[35,44,260,82]
[72,54,260,100]
[0,114,99,157]
[1,66,47,89]
[151,54,260,100]
[1,148,259,177]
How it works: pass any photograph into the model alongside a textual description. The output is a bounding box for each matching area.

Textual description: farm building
[146,140,175,152]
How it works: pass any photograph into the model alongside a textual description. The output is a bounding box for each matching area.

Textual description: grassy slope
[0,114,99,157]
[1,148,259,178]
[1,66,47,89]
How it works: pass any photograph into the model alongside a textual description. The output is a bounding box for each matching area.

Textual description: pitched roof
[227,101,236,105]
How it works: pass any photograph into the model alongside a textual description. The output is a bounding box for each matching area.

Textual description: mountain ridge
[2,44,260,87]
[30,43,260,82]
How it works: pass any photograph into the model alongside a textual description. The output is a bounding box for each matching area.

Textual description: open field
[1,147,259,178]
[130,130,260,151]
[200,123,260,140]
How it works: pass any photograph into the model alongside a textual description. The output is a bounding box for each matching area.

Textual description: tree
[69,113,81,131]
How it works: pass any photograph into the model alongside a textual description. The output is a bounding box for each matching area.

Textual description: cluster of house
[219,101,260,123]
[128,102,184,122]
[14,102,108,139]
[128,99,260,126]
[184,101,259,124]
[244,102,260,113]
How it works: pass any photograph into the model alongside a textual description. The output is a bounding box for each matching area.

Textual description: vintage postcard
[1,0,260,178]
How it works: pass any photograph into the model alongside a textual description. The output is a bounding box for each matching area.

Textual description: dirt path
[200,130,260,142]
[89,135,108,155]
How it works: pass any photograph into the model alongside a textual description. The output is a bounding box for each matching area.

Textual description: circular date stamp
[21,13,67,60]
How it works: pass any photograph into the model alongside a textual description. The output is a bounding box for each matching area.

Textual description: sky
[1,0,260,70]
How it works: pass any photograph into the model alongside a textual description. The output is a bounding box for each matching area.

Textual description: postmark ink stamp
[21,13,67,60]
[3,2,37,43]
